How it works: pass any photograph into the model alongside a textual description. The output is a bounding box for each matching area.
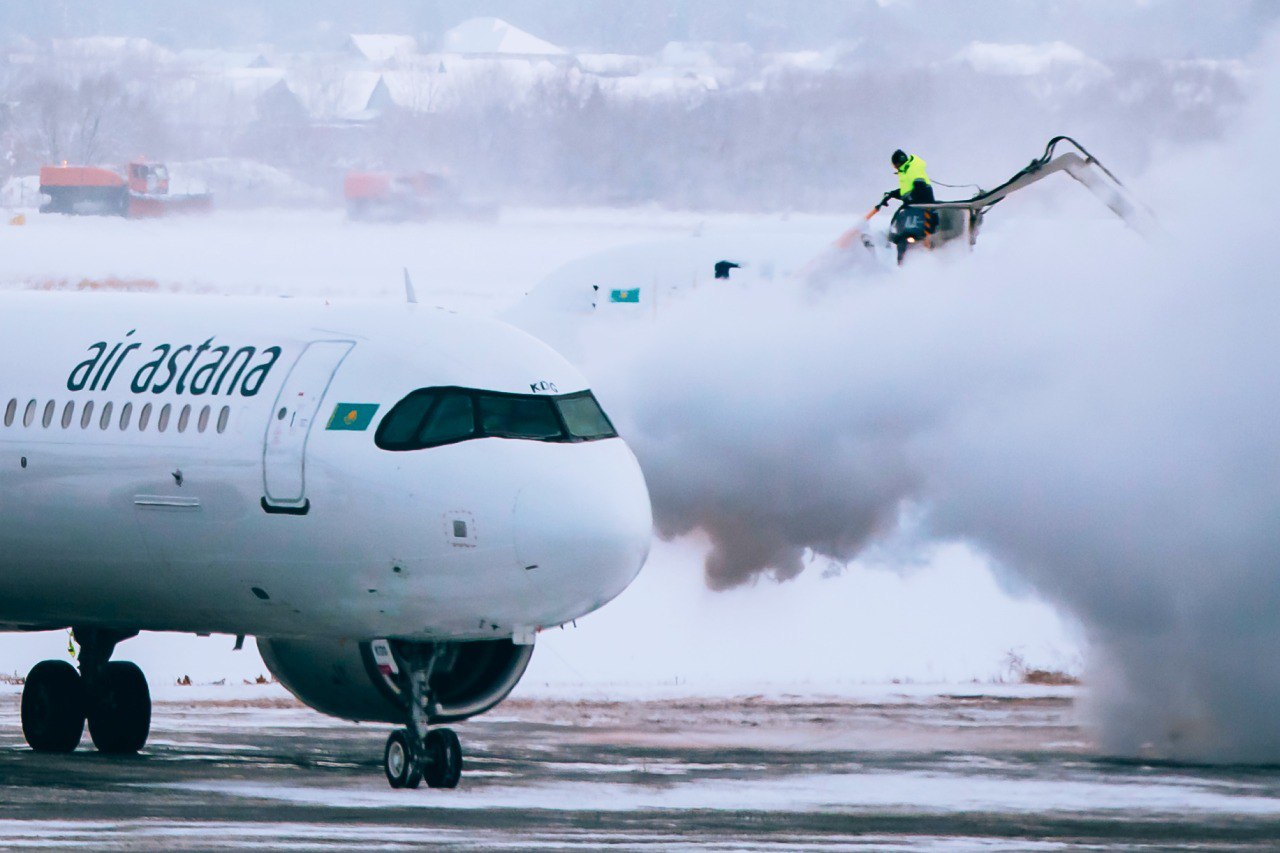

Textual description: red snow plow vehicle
[344,170,496,222]
[39,160,212,218]
[344,171,447,221]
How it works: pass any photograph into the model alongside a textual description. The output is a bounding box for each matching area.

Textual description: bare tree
[291,54,351,121]
[14,70,164,167]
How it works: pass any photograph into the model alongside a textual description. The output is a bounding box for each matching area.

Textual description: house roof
[176,49,276,71]
[52,36,173,63]
[438,17,565,57]
[347,34,418,63]
[954,41,1108,78]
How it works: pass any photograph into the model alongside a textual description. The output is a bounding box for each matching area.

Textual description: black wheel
[423,728,462,789]
[87,661,151,755]
[21,659,86,753]
[384,729,422,789]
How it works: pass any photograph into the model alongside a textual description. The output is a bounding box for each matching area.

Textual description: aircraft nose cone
[513,444,652,615]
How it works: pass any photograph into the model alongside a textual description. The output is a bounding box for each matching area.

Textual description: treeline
[0,55,1246,211]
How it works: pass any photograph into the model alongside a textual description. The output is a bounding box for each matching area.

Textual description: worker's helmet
[891,149,909,169]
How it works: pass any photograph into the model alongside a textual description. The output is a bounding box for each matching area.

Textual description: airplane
[0,289,652,789]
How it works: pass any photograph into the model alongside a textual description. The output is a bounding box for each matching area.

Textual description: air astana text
[66,331,285,397]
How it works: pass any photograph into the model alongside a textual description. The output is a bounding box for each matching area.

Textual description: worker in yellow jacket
[877,149,935,210]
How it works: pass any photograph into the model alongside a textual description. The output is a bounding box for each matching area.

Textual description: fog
[516,35,1279,759]
[2,3,1277,763]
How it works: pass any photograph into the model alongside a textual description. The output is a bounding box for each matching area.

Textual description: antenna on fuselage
[403,267,418,304]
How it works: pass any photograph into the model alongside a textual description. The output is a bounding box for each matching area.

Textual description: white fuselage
[0,291,652,643]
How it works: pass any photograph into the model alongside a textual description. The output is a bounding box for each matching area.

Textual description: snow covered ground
[5,685,1279,850]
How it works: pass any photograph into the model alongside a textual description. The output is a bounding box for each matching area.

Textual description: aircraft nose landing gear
[382,643,465,789]
[383,725,464,789]
[422,728,463,788]
[383,728,421,788]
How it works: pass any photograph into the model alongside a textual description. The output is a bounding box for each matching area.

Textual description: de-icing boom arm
[914,136,1160,239]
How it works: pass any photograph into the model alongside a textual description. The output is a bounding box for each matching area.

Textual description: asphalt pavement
[2,687,1280,850]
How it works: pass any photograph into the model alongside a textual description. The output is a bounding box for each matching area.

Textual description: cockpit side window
[418,392,475,445]
[556,391,616,440]
[377,391,435,448]
[375,386,618,451]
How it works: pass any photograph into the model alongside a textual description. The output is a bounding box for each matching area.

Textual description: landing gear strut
[382,643,464,789]
[20,628,151,755]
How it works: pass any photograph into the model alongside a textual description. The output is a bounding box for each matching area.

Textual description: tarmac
[3,685,1280,850]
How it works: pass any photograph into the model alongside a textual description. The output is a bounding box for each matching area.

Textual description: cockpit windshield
[375,387,618,451]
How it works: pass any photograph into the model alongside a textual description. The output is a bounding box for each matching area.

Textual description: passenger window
[478,394,561,440]
[119,402,133,430]
[61,401,74,429]
[197,405,210,433]
[99,402,113,430]
[177,404,191,433]
[138,403,152,431]
[23,400,36,428]
[3,399,14,427]
[80,400,94,429]
[556,393,616,440]
[216,406,230,434]
[42,401,55,428]
[157,404,171,432]
[418,393,475,445]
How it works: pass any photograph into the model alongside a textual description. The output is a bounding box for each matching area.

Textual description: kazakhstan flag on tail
[609,288,640,303]
[327,402,380,431]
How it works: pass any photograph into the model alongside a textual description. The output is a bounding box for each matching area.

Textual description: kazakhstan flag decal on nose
[327,402,380,431]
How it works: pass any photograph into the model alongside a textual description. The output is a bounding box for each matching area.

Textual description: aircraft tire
[384,728,422,789]
[423,727,462,789]
[87,661,151,754]
[21,659,86,753]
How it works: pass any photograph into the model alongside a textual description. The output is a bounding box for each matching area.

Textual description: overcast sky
[0,0,1272,58]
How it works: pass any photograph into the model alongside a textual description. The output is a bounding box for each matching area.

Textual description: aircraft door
[262,340,354,513]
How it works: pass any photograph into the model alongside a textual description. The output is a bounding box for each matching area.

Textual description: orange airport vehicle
[39,160,212,218]
[344,170,445,221]
[343,170,496,222]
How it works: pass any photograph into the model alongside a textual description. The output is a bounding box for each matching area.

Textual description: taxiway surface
[3,686,1280,850]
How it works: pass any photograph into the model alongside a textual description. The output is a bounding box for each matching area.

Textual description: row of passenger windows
[2,398,231,435]
[376,387,617,451]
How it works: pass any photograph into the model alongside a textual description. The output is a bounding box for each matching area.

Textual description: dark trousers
[903,182,935,205]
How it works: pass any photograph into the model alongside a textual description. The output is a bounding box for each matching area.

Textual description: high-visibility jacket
[896,155,930,197]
